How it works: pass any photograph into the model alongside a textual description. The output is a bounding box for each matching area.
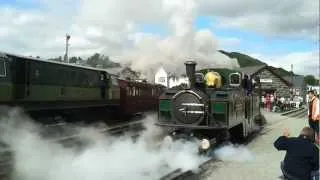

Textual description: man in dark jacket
[274,127,319,180]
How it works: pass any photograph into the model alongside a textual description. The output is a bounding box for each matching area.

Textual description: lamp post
[291,64,294,100]
[64,34,70,63]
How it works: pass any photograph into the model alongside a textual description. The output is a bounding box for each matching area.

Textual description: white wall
[168,76,189,88]
[154,67,168,87]
[154,67,190,88]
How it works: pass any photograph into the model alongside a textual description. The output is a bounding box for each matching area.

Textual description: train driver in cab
[241,74,253,96]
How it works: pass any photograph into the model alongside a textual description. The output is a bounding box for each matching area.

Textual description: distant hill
[219,50,297,77]
[219,50,266,67]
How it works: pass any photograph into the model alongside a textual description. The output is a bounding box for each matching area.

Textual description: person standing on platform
[266,94,271,112]
[308,90,320,144]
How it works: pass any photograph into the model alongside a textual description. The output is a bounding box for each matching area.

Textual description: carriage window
[132,87,136,96]
[0,58,6,77]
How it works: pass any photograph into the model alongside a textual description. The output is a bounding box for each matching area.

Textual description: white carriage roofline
[0,50,118,76]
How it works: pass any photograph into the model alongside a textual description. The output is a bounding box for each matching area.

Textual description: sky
[0,0,318,77]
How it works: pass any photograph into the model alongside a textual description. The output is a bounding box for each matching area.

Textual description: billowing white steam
[112,0,239,80]
[0,108,208,180]
[213,143,255,162]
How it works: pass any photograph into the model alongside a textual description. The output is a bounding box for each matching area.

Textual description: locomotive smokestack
[185,61,197,89]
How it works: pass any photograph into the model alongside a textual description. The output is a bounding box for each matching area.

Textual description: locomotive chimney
[185,61,197,89]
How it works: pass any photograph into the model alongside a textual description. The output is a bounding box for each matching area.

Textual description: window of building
[158,77,166,83]
[0,58,6,77]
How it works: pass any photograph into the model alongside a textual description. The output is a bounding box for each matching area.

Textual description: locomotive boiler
[156,61,262,151]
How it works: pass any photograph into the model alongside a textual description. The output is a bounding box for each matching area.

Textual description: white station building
[154,67,189,88]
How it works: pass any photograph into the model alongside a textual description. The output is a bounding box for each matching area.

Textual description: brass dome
[204,71,222,88]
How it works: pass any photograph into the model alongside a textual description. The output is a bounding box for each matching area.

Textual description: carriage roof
[0,51,117,75]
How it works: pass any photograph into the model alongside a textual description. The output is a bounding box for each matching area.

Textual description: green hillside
[219,50,297,77]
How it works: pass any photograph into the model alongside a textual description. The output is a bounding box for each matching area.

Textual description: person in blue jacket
[274,127,319,180]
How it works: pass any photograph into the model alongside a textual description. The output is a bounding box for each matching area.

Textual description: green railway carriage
[0,51,119,111]
[156,61,262,145]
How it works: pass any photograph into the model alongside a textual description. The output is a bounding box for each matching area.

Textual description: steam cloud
[111,0,239,81]
[213,143,255,162]
[0,108,209,180]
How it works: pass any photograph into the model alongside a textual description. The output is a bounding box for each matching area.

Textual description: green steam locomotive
[156,61,263,151]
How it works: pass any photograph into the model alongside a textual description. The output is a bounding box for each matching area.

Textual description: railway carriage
[0,51,165,121]
[0,52,118,110]
[156,61,263,150]
[118,79,164,116]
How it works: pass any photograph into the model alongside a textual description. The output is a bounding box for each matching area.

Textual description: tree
[87,53,101,67]
[120,67,141,80]
[86,53,120,68]
[304,75,318,85]
[49,56,62,62]
[69,56,78,63]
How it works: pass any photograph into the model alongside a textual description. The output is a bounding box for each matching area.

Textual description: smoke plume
[110,0,239,81]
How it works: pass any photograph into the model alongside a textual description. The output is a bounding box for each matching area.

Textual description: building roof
[283,75,305,88]
[155,67,167,76]
[238,65,292,86]
[237,65,267,76]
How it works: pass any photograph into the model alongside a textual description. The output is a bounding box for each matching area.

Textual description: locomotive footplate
[155,122,228,130]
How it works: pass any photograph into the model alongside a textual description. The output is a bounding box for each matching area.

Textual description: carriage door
[99,71,108,99]
[14,58,28,99]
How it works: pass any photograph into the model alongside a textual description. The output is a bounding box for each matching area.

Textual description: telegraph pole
[291,64,294,98]
[318,12,320,110]
[64,34,70,63]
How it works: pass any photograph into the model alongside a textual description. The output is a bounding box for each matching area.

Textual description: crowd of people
[261,93,302,112]
[274,90,319,180]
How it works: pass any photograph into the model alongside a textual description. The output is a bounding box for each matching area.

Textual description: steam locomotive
[156,61,263,151]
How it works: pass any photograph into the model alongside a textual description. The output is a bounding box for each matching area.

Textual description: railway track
[158,108,308,180]
[0,119,145,179]
[281,107,307,118]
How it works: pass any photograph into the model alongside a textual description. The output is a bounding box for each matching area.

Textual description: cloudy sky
[0,0,318,77]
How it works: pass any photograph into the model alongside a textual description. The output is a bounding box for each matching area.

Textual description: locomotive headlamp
[199,139,210,150]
